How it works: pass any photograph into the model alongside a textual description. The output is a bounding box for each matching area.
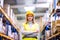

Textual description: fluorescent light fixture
[24,6,35,11]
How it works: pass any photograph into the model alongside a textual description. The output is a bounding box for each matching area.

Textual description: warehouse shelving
[40,1,60,40]
[47,8,60,40]
[0,7,20,33]
[0,7,20,40]
[40,16,51,33]
[47,10,60,40]
[40,10,60,40]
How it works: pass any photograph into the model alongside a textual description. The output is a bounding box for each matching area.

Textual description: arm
[34,24,40,33]
[21,25,33,35]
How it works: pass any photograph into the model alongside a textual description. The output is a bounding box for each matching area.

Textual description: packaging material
[2,25,7,34]
[2,16,8,35]
[11,33,15,39]
[0,14,3,33]
[14,32,18,40]
[45,30,51,39]
[5,20,11,36]
[56,16,59,20]
[8,25,12,37]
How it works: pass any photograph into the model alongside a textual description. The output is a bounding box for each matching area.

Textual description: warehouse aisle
[0,0,60,40]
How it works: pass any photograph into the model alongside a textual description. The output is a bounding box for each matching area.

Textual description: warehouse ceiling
[4,0,17,5]
[4,0,53,25]
[4,0,47,5]
[4,0,49,14]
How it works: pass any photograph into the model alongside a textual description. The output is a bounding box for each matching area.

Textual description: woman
[21,11,40,40]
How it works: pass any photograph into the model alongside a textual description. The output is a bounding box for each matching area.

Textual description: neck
[28,21,32,24]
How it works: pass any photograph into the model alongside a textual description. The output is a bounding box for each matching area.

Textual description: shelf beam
[0,33,14,40]
[48,32,60,40]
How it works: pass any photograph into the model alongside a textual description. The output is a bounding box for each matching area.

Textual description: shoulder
[22,22,27,26]
[34,23,39,26]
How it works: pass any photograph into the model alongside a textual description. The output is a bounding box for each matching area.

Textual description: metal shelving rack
[0,7,20,40]
[40,0,60,40]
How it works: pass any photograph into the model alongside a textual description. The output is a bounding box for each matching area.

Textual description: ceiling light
[24,6,35,11]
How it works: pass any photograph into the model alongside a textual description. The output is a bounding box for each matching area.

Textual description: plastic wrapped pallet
[11,33,15,39]
[2,16,8,34]
[2,25,7,34]
[14,32,18,40]
[0,14,3,33]
[8,25,12,37]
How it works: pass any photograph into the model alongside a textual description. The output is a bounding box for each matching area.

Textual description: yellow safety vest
[23,23,39,32]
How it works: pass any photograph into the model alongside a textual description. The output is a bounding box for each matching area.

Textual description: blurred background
[0,0,60,40]
[4,0,53,26]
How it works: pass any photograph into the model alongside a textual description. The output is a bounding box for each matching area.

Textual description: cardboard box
[51,21,56,35]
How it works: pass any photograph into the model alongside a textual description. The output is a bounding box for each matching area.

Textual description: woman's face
[27,15,33,21]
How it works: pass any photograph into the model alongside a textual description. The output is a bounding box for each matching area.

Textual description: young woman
[21,11,40,40]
